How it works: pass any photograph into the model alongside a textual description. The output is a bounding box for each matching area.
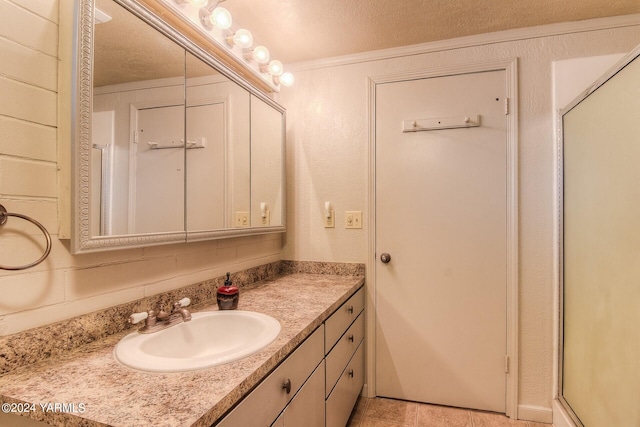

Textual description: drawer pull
[282,378,291,394]
[348,369,354,378]
[348,334,354,342]
[347,305,354,314]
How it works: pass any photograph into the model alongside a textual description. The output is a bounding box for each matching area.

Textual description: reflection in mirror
[185,53,251,236]
[251,95,284,227]
[71,0,286,253]
[92,0,186,236]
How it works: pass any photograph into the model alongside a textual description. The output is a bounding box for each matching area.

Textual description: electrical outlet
[234,212,250,228]
[324,210,335,228]
[260,210,270,226]
[345,211,362,229]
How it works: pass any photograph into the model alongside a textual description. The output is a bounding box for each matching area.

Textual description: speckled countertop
[0,273,364,427]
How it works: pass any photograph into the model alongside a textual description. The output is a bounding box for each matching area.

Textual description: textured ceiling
[94,0,222,86]
[93,0,640,86]
[94,0,185,86]
[224,0,640,63]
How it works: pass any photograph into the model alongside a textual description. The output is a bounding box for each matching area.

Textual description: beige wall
[280,23,640,418]
[2,0,640,420]
[0,0,281,336]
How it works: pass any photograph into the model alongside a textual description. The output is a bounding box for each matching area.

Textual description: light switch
[260,210,270,226]
[325,210,335,228]
[259,203,270,226]
[324,202,334,228]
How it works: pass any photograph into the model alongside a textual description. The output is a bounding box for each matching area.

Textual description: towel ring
[0,204,52,270]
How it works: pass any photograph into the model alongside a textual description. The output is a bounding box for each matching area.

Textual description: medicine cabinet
[62,0,285,253]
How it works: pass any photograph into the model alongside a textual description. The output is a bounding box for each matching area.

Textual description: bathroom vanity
[217,287,365,427]
[0,273,364,427]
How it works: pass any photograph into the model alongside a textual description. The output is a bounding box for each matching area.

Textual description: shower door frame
[556,43,640,427]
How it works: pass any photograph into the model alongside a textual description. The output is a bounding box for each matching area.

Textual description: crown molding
[288,13,640,71]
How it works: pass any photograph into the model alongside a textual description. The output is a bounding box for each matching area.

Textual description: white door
[133,105,185,234]
[375,70,507,413]
[186,102,226,231]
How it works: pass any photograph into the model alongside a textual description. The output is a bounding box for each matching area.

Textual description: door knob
[380,253,391,263]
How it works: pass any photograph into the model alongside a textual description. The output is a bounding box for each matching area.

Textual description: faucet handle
[129,311,149,325]
[177,297,191,307]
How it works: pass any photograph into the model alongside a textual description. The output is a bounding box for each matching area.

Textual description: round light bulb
[188,0,208,7]
[252,46,270,64]
[279,72,295,87]
[210,7,232,29]
[268,60,283,76]
[232,29,253,48]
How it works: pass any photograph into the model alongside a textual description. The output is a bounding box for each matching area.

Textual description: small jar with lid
[217,272,239,310]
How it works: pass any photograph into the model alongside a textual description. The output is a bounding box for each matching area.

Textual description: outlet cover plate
[345,211,362,229]
[235,212,250,228]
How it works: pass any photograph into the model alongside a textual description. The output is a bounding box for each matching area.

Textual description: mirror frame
[70,0,286,253]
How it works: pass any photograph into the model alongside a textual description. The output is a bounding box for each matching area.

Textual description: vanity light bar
[169,0,293,89]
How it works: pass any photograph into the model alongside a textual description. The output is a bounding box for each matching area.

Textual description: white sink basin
[114,311,281,372]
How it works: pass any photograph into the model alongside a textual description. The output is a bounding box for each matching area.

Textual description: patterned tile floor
[346,397,553,427]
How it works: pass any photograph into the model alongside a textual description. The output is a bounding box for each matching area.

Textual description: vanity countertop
[0,273,364,427]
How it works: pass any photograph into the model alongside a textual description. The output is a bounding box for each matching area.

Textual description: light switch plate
[260,210,270,226]
[345,211,362,229]
[324,210,335,228]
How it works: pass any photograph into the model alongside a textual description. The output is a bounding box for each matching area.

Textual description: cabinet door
[326,342,365,427]
[326,313,365,397]
[283,361,325,427]
[325,288,365,353]
[216,327,324,427]
[271,413,284,427]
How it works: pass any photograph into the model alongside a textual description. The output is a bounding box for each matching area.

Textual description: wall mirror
[559,44,640,427]
[70,0,285,253]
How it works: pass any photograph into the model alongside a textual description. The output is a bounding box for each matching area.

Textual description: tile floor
[346,397,553,427]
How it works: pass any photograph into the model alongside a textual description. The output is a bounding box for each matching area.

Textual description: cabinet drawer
[279,360,325,427]
[325,312,364,397]
[216,325,324,427]
[324,287,364,354]
[325,341,365,427]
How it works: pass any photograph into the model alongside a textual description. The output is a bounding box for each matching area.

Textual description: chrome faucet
[129,297,192,333]
[174,301,192,322]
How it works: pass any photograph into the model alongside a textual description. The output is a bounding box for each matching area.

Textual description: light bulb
[268,60,283,76]
[252,46,270,64]
[188,0,208,6]
[210,7,232,29]
[279,72,295,87]
[231,29,253,48]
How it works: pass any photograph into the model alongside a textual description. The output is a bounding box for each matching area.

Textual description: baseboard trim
[361,383,371,398]
[552,400,578,427]
[518,404,553,424]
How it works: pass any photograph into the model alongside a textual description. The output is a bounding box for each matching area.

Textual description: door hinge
[134,131,139,144]
[504,355,510,373]
[504,98,510,115]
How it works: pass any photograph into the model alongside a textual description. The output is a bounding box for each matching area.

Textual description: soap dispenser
[217,272,239,310]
